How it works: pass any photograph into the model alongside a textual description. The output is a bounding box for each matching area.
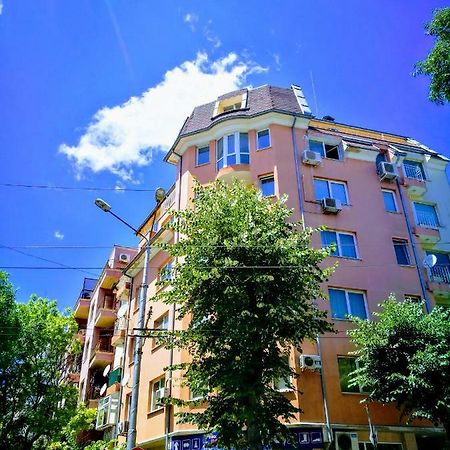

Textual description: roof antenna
[309,70,319,117]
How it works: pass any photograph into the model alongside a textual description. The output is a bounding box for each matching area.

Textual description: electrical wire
[0,183,155,192]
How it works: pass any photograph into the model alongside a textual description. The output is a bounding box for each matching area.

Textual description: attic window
[213,91,248,117]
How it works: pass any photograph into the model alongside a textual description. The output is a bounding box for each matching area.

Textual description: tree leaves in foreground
[0,271,79,449]
[157,181,334,450]
[414,7,450,104]
[348,297,450,436]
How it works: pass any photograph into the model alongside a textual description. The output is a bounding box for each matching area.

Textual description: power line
[0,183,155,192]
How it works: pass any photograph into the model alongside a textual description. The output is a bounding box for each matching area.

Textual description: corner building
[109,85,450,450]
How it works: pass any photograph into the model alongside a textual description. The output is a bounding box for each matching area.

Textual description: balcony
[111,317,126,347]
[403,163,426,196]
[94,295,116,328]
[216,164,252,184]
[99,268,121,289]
[74,296,91,319]
[413,211,440,244]
[106,367,122,395]
[89,337,114,369]
[427,265,450,296]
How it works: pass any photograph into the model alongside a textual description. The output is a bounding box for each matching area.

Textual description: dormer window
[216,132,249,170]
[213,91,248,117]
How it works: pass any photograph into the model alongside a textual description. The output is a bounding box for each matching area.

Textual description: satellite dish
[423,254,437,269]
[155,187,166,203]
[103,365,111,377]
[121,373,130,387]
[100,383,107,396]
[117,304,128,319]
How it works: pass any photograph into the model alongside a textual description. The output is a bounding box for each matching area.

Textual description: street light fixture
[94,197,152,450]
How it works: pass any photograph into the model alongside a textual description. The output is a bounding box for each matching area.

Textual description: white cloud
[184,13,199,31]
[204,20,221,48]
[60,52,266,180]
[273,53,281,71]
[0,1,3,15]
[54,231,64,240]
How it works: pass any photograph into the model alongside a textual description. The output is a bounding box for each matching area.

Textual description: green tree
[348,297,450,437]
[0,272,79,449]
[414,7,450,104]
[158,181,334,450]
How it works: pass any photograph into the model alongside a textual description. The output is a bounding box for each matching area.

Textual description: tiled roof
[178,85,305,137]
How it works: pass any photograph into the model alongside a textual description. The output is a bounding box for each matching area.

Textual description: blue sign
[171,428,323,450]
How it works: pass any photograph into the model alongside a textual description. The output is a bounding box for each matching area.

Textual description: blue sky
[1,0,449,310]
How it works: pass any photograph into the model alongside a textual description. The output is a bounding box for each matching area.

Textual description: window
[259,175,275,197]
[382,190,398,212]
[150,377,166,412]
[196,146,210,166]
[159,260,174,282]
[413,202,439,228]
[329,288,367,320]
[321,230,358,259]
[393,240,411,265]
[309,139,342,160]
[314,179,348,204]
[403,160,426,181]
[153,313,169,347]
[257,129,271,150]
[337,357,362,393]
[223,103,241,112]
[404,294,422,303]
[190,388,204,401]
[216,132,249,170]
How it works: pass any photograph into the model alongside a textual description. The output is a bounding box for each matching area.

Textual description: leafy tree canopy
[0,271,79,449]
[348,297,450,436]
[414,7,450,104]
[157,180,334,450]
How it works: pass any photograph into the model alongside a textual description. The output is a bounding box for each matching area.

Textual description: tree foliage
[414,7,450,104]
[348,297,450,436]
[0,271,79,449]
[157,181,334,450]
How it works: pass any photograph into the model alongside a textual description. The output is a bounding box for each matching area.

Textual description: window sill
[398,264,415,269]
[341,391,366,396]
[195,162,210,168]
[329,256,361,261]
[151,342,165,353]
[257,146,272,151]
[147,407,164,418]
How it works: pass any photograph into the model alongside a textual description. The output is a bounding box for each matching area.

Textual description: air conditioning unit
[321,197,342,213]
[116,420,129,435]
[379,161,398,181]
[300,354,322,370]
[302,150,322,166]
[119,253,129,263]
[335,431,359,450]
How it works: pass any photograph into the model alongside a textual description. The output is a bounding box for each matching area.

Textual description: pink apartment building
[83,85,450,450]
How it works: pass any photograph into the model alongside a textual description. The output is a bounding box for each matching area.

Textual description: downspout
[165,151,183,450]
[393,151,431,313]
[115,274,134,438]
[290,117,332,445]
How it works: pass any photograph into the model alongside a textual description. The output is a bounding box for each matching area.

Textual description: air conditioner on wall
[299,354,322,370]
[302,150,322,166]
[335,431,359,450]
[378,161,398,182]
[116,420,129,435]
[119,253,130,263]
[321,197,342,213]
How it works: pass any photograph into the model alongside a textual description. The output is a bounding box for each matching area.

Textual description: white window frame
[308,139,343,160]
[259,174,275,197]
[150,377,166,412]
[412,202,440,229]
[322,230,359,259]
[337,356,365,393]
[196,145,210,166]
[314,178,349,204]
[329,288,368,321]
[154,312,169,330]
[159,260,174,282]
[216,132,249,170]
[381,189,398,213]
[256,128,271,150]
[403,159,426,181]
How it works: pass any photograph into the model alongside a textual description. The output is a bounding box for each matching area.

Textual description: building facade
[86,85,450,450]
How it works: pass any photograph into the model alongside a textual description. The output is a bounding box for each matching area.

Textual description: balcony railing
[430,265,450,284]
[416,210,439,228]
[404,163,425,181]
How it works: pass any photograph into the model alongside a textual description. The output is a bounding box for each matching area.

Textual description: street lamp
[95,198,151,450]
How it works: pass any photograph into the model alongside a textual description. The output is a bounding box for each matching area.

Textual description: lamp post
[95,198,152,450]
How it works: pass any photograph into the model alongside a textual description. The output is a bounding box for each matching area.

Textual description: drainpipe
[115,275,133,439]
[290,117,332,445]
[165,151,183,450]
[393,151,431,313]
